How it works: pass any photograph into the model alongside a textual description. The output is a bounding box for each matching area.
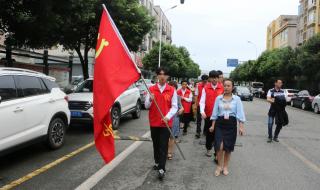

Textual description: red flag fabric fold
[93,6,140,163]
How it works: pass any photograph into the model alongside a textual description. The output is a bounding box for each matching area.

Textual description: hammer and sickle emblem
[95,33,110,58]
[103,123,114,137]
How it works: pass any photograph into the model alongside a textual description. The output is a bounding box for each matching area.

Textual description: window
[0,75,17,101]
[16,76,43,97]
[42,78,59,91]
[75,80,93,93]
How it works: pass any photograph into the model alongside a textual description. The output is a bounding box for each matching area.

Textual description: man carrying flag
[93,5,140,163]
[145,67,178,180]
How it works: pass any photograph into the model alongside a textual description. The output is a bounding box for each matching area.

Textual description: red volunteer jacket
[204,83,224,117]
[149,84,175,128]
[177,88,192,113]
[197,82,206,104]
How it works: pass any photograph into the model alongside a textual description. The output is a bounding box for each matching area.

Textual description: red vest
[177,88,192,113]
[197,82,206,104]
[149,84,175,128]
[204,83,224,117]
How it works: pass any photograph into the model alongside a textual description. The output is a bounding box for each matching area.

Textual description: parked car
[235,86,253,101]
[68,78,141,129]
[249,82,264,98]
[291,90,315,110]
[0,68,70,154]
[311,94,320,114]
[283,89,299,104]
[136,82,153,108]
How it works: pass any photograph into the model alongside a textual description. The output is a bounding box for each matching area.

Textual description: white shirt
[144,83,178,120]
[180,88,193,103]
[199,83,218,114]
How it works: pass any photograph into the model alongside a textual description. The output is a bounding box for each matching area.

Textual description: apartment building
[266,15,298,50]
[297,0,320,45]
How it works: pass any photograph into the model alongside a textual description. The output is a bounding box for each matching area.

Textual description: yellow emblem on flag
[95,33,110,59]
[103,123,114,137]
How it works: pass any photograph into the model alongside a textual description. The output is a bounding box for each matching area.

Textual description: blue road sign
[227,59,239,67]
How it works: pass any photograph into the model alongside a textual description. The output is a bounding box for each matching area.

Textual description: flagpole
[102,4,185,160]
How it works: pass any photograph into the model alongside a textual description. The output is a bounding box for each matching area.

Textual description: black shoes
[158,169,165,180]
[195,133,200,139]
[153,164,159,170]
[267,138,272,143]
[273,137,279,142]
[183,131,187,136]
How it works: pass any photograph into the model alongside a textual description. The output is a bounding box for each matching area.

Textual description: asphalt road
[0,99,320,190]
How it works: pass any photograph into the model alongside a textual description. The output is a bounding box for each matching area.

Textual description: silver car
[312,94,320,114]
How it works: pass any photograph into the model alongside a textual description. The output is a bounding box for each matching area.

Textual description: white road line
[75,131,151,190]
[281,140,320,174]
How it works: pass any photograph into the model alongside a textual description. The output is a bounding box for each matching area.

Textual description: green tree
[0,0,155,79]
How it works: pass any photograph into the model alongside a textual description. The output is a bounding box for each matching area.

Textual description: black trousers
[182,113,192,132]
[150,127,170,171]
[204,118,215,151]
[196,107,202,134]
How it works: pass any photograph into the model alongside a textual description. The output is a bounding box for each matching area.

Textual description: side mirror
[0,96,2,104]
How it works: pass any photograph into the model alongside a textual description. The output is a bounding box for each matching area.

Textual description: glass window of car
[16,75,43,97]
[288,90,299,94]
[299,90,309,96]
[237,87,250,93]
[75,80,93,93]
[0,75,17,101]
[42,78,59,91]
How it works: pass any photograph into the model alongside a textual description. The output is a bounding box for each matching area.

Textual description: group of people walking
[144,67,288,180]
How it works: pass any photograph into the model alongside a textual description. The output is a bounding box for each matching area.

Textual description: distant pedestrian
[210,79,245,176]
[177,80,193,135]
[266,79,288,143]
[195,74,209,138]
[217,70,224,84]
[199,70,224,161]
[168,81,184,160]
[145,67,178,180]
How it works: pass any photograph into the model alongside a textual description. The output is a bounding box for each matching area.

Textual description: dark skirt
[214,116,237,152]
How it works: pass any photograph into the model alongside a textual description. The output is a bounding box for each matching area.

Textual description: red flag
[93,6,140,163]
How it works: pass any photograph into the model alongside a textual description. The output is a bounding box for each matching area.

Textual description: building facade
[266,15,298,50]
[297,0,320,45]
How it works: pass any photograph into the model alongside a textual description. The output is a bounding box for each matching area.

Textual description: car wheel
[301,102,306,110]
[112,106,121,130]
[291,101,294,107]
[46,117,66,150]
[314,104,320,114]
[132,101,141,119]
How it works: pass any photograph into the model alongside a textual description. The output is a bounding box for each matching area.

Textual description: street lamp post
[158,5,178,68]
[247,41,258,59]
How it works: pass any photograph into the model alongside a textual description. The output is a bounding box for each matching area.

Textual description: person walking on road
[168,81,184,160]
[266,79,288,143]
[199,70,224,160]
[217,70,224,84]
[145,67,178,180]
[177,80,193,135]
[210,79,246,176]
[195,74,209,138]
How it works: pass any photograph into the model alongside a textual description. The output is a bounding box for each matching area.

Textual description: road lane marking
[75,131,151,190]
[281,140,320,174]
[0,142,95,190]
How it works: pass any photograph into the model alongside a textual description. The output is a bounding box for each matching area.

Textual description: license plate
[71,111,83,117]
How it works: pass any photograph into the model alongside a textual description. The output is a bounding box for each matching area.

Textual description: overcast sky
[154,0,299,74]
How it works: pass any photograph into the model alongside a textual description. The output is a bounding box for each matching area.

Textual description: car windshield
[238,87,250,93]
[287,90,299,94]
[252,82,264,88]
[75,80,93,93]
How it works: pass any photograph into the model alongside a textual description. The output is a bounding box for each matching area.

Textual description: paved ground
[0,99,320,190]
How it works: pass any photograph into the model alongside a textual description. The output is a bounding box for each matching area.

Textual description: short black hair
[201,74,209,81]
[169,81,178,89]
[156,67,168,75]
[217,70,223,76]
[275,79,282,83]
[181,80,188,85]
[209,70,219,78]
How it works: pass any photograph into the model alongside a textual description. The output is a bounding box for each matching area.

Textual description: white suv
[0,68,70,154]
[68,78,141,129]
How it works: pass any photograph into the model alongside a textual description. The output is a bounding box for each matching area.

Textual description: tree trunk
[75,47,89,80]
